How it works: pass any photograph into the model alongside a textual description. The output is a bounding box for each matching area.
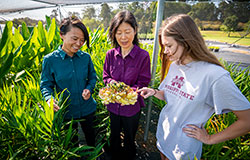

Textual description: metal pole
[144,0,164,141]
[57,5,63,22]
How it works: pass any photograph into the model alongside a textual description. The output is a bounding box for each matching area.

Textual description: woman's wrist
[153,88,159,96]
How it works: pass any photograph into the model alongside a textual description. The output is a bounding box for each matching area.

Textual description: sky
[0,2,118,22]
[0,0,221,22]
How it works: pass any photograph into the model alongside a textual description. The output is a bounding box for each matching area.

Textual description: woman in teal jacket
[40,16,97,147]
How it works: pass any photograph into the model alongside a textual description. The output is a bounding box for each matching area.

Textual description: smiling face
[115,22,136,51]
[60,26,85,57]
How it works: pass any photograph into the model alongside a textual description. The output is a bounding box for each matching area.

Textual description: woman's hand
[47,99,60,112]
[82,89,91,100]
[183,124,211,144]
[138,87,155,99]
[183,109,250,145]
[110,80,117,84]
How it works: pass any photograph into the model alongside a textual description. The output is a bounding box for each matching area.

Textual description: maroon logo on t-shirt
[165,75,194,100]
[171,76,184,88]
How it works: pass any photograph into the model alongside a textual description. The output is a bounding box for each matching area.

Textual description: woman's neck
[121,45,134,58]
[62,46,74,57]
[182,55,194,65]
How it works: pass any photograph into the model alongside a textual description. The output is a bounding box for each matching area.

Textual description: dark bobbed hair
[159,14,223,82]
[108,10,139,48]
[60,16,90,48]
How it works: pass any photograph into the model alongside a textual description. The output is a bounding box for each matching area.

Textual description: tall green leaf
[47,18,56,45]
[13,27,24,48]
[0,42,22,87]
[21,22,30,41]
[0,21,13,54]
[45,15,52,31]
[37,21,47,47]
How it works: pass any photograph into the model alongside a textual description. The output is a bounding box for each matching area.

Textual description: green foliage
[82,6,96,19]
[203,112,250,159]
[189,2,218,21]
[0,18,104,160]
[223,62,250,100]
[223,15,239,37]
[99,3,112,30]
[82,17,101,31]
[11,17,41,28]
[0,18,61,88]
[201,21,222,31]
[164,2,191,20]
[218,1,250,23]
[85,27,112,147]
[0,74,101,159]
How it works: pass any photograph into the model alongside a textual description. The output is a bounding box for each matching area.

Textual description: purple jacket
[103,45,151,117]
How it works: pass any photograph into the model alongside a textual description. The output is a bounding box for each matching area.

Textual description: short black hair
[60,16,90,48]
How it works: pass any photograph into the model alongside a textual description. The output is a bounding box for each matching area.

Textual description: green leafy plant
[0,74,103,159]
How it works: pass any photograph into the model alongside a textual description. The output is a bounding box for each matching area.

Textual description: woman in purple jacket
[103,10,151,160]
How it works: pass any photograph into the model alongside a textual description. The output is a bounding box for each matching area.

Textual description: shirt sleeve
[85,55,97,93]
[131,53,151,90]
[205,73,250,114]
[40,56,55,101]
[103,51,113,84]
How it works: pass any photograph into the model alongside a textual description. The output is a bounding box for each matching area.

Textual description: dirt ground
[134,106,161,160]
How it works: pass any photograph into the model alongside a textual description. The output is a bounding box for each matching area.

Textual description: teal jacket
[40,46,97,119]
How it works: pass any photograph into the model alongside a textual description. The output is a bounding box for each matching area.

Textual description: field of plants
[0,17,249,159]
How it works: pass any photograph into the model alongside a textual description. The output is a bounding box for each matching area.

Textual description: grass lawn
[139,31,250,46]
[201,30,250,46]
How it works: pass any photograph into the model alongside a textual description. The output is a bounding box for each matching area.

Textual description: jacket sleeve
[85,55,97,93]
[40,56,55,101]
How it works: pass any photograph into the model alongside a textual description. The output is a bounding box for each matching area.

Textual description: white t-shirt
[157,61,250,160]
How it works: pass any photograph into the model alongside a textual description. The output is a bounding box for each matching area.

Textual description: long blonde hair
[159,14,223,82]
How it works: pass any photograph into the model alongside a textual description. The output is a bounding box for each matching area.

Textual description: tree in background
[68,11,80,18]
[127,2,140,15]
[118,3,129,10]
[189,2,218,21]
[164,2,191,20]
[81,6,100,31]
[50,9,59,23]
[82,18,100,31]
[149,2,157,22]
[139,2,156,39]
[12,17,41,28]
[194,18,203,30]
[233,2,250,23]
[127,2,144,21]
[218,1,250,23]
[221,15,239,37]
[243,21,250,33]
[82,6,96,19]
[99,3,112,29]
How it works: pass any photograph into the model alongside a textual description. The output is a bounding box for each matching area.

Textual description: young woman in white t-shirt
[139,14,250,160]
